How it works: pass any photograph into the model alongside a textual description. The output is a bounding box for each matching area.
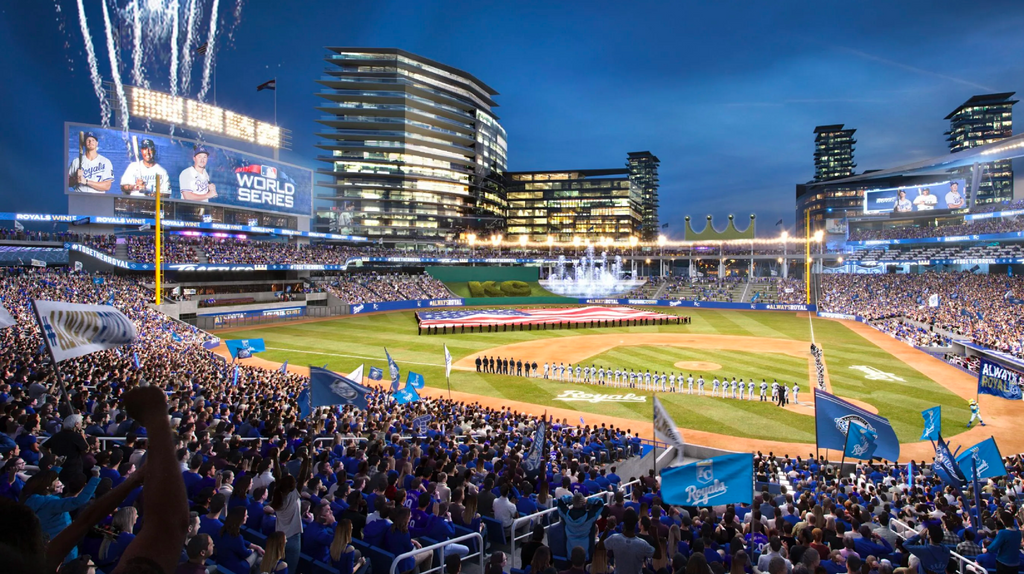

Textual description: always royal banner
[660,452,753,507]
[977,358,1023,400]
[33,300,137,362]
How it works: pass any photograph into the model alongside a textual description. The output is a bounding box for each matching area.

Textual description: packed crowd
[0,267,652,574]
[322,273,452,304]
[848,217,1024,243]
[819,272,1024,358]
[873,320,952,349]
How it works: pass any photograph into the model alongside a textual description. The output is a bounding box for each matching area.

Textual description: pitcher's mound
[674,361,722,371]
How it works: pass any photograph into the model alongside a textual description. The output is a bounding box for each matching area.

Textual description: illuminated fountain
[539,245,645,297]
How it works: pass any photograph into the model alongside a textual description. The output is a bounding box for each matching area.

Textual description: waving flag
[347,364,364,384]
[407,371,425,390]
[653,396,687,467]
[297,386,311,420]
[232,365,239,386]
[309,366,374,411]
[844,421,878,460]
[660,453,754,506]
[814,389,899,461]
[932,435,967,489]
[224,339,265,360]
[394,384,420,405]
[385,348,400,392]
[132,351,141,370]
[368,367,384,381]
[956,437,1007,480]
[0,304,16,330]
[522,418,547,479]
[412,414,432,435]
[32,300,137,363]
[416,306,677,329]
[443,345,452,379]
[920,406,941,441]
[277,360,289,374]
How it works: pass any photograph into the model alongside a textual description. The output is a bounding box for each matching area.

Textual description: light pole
[547,235,554,256]
[492,233,502,257]
[468,233,476,261]
[519,235,528,254]
[658,234,667,277]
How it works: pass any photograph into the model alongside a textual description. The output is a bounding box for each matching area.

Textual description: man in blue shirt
[302,501,337,563]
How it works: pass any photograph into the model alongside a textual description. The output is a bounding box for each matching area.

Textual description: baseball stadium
[4,4,1024,574]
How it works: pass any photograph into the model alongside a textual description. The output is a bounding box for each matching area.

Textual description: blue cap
[193,145,209,157]
[139,139,156,150]
[83,131,98,141]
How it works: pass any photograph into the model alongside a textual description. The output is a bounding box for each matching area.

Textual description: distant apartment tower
[813,124,857,182]
[314,48,508,241]
[945,92,1017,205]
[628,152,661,239]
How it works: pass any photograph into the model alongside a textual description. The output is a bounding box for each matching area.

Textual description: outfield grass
[222,308,969,444]
[444,281,561,298]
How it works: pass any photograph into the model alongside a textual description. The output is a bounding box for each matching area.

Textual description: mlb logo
[697,460,714,484]
[260,165,278,179]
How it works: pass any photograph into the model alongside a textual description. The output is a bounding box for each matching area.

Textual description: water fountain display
[539,246,645,297]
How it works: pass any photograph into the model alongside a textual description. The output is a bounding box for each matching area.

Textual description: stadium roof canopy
[806,130,1024,187]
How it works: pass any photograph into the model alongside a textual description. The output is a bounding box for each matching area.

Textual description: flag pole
[652,392,657,476]
[274,76,277,126]
[155,174,162,306]
[839,431,851,480]
[30,300,74,414]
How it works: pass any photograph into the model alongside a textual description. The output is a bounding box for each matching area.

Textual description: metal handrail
[889,515,987,574]
[389,531,483,574]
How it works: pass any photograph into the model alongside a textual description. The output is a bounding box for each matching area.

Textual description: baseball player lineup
[474,355,799,406]
[68,131,220,203]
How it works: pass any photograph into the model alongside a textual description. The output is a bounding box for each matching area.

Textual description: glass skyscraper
[628,152,661,239]
[945,92,1016,205]
[315,48,507,241]
[812,124,857,182]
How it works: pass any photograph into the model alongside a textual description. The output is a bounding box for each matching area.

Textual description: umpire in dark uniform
[476,356,483,372]
[516,359,523,377]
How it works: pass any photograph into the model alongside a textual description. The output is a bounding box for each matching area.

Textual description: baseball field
[214,305,1019,460]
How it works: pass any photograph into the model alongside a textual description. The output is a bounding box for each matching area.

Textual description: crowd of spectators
[819,272,1024,357]
[848,217,1024,243]
[321,273,452,304]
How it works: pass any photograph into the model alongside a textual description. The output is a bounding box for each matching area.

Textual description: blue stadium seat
[545,523,568,567]
[482,516,507,547]
[241,526,267,548]
[453,524,480,555]
[352,538,396,574]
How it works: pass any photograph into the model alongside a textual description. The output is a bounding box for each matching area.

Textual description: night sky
[2,0,1023,236]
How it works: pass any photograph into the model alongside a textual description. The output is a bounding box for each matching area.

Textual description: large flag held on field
[814,389,900,461]
[224,339,265,359]
[653,396,687,467]
[660,453,754,506]
[920,406,941,441]
[522,418,547,479]
[385,347,400,392]
[843,421,878,460]
[977,359,1023,400]
[0,303,15,329]
[416,306,679,329]
[956,437,1007,480]
[932,435,968,489]
[309,366,374,411]
[32,300,137,362]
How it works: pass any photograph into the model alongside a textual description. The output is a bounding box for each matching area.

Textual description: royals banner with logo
[814,389,900,461]
[653,396,687,467]
[309,366,373,411]
[660,452,754,507]
[920,406,941,441]
[844,421,878,460]
[522,419,547,480]
[932,435,967,489]
[224,338,265,359]
[955,437,1007,480]
[977,359,1023,400]
[32,300,137,362]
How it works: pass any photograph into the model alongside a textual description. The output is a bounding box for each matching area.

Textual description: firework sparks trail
[75,0,110,126]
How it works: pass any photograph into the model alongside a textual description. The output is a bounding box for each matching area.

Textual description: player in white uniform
[738,378,745,400]
[598,367,605,385]
[792,383,799,404]
[711,377,720,397]
[760,380,768,401]
[559,363,565,381]
[747,379,755,400]
[697,375,705,395]
[614,369,621,387]
[543,362,549,379]
[628,370,636,388]
[120,139,170,196]
[687,374,694,394]
[730,377,738,399]
[771,380,779,402]
[660,372,667,392]
[68,131,114,193]
[179,145,219,202]
[575,365,581,382]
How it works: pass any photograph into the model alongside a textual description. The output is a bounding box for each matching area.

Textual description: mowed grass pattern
[224,308,969,444]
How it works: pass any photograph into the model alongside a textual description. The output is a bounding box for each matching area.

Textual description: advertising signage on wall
[863,179,967,214]
[65,123,313,217]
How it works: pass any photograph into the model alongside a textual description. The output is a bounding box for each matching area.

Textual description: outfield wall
[426,266,539,282]
[348,297,816,315]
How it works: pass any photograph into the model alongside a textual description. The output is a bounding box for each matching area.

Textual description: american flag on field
[416,306,676,328]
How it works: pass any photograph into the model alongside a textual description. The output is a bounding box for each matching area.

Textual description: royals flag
[407,371,425,390]
[843,421,878,460]
[32,300,137,363]
[653,396,687,467]
[385,348,400,392]
[977,359,1023,400]
[411,414,432,435]
[394,384,420,405]
[297,387,311,420]
[443,344,452,379]
[368,367,384,381]
[932,435,968,489]
[309,366,374,411]
[814,389,900,461]
[277,360,289,374]
[956,437,1007,480]
[920,406,941,441]
[660,453,754,506]
[224,339,265,359]
[522,418,547,479]
[0,304,15,330]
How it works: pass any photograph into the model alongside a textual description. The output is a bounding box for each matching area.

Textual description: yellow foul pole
[155,176,162,306]
[805,210,811,304]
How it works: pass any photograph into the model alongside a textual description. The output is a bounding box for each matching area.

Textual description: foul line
[264,346,445,368]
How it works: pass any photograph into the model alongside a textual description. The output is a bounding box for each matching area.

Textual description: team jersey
[68,154,114,193]
[179,166,214,200]
[120,161,171,196]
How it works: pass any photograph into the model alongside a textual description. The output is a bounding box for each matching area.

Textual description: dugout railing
[389,531,484,574]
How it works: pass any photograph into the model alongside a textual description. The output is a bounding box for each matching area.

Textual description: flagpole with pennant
[257,78,277,125]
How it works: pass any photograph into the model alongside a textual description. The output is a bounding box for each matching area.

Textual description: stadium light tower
[519,235,528,252]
